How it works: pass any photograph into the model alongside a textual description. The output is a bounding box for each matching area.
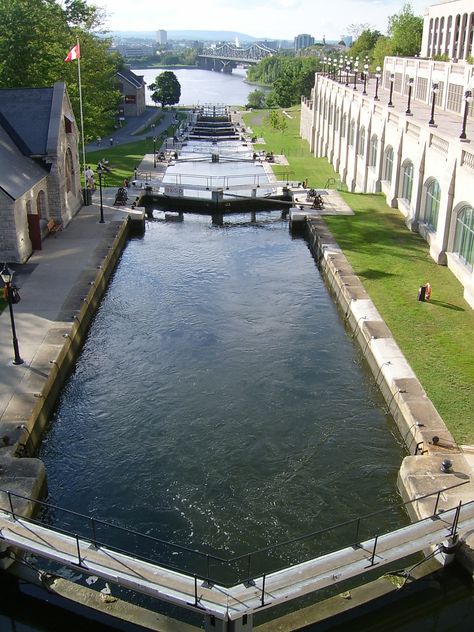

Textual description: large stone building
[0,82,82,263]
[300,3,474,308]
[115,68,146,118]
[421,0,474,61]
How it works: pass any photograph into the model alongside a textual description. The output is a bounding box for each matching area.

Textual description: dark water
[38,213,406,580]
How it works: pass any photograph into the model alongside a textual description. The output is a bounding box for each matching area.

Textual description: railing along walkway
[0,488,473,623]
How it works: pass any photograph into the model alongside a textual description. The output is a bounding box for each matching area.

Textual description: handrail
[0,480,469,586]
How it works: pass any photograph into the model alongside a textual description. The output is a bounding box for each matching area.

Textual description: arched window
[383,146,394,182]
[454,205,474,269]
[341,114,347,137]
[349,119,356,146]
[357,126,365,156]
[401,160,414,202]
[36,190,47,219]
[65,147,75,194]
[424,179,441,230]
[335,108,340,131]
[368,135,378,167]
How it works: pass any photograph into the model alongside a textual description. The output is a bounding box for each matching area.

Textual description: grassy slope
[244,107,474,444]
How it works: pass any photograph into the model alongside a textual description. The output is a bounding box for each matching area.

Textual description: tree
[347,23,372,40]
[371,37,394,70]
[349,29,382,62]
[0,0,121,139]
[246,89,266,109]
[388,2,423,57]
[149,71,181,107]
[268,110,287,132]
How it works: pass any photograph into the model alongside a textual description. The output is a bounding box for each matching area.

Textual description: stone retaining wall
[305,217,474,571]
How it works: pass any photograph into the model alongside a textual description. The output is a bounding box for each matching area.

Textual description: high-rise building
[156,30,167,46]
[294,34,315,51]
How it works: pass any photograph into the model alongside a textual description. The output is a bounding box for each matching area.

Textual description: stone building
[421,0,474,61]
[300,3,474,308]
[115,68,146,118]
[0,82,82,263]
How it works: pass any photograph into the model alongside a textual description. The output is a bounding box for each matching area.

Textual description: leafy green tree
[0,0,121,139]
[388,2,423,57]
[268,110,287,132]
[349,29,382,62]
[246,89,266,109]
[371,36,394,70]
[149,71,181,107]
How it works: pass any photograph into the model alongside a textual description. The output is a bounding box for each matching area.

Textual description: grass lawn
[244,107,474,445]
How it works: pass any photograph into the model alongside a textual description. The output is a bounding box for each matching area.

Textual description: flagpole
[76,37,87,183]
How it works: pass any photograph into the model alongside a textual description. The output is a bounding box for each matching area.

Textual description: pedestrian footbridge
[0,485,472,630]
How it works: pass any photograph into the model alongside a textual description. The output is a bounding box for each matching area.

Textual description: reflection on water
[39,213,406,575]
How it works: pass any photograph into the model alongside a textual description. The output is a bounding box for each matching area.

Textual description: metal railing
[0,480,469,588]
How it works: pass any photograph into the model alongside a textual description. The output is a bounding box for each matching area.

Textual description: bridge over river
[198,43,275,72]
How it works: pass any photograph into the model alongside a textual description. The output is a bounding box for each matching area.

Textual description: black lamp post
[1,264,24,365]
[153,136,157,168]
[374,66,381,101]
[353,60,359,90]
[460,90,472,140]
[339,61,343,82]
[363,63,369,95]
[405,76,414,116]
[323,56,327,75]
[388,73,395,107]
[345,63,350,86]
[97,166,105,223]
[428,82,439,126]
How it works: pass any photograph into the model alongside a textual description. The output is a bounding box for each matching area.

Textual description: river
[135,67,257,106]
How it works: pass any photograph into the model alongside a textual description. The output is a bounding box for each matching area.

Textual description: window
[341,114,347,137]
[349,119,355,146]
[454,206,474,269]
[65,148,75,194]
[447,83,463,113]
[383,146,394,182]
[424,179,441,230]
[368,135,378,167]
[401,160,414,202]
[416,77,428,102]
[357,126,365,156]
[335,108,340,131]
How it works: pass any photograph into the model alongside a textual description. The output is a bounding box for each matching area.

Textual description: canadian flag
[65,43,80,62]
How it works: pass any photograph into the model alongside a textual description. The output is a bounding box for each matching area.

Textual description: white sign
[164,185,184,197]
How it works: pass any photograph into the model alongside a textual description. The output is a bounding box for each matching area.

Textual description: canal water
[38,211,407,579]
[136,67,256,106]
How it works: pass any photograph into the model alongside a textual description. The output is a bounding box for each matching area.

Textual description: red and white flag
[65,43,80,62]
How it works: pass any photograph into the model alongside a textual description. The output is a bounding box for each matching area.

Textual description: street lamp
[374,66,381,101]
[388,73,395,107]
[405,76,414,116]
[323,56,327,75]
[460,90,472,140]
[345,62,350,86]
[96,166,105,223]
[363,63,369,95]
[428,82,439,127]
[353,60,359,90]
[1,264,24,365]
[339,60,343,82]
[153,136,157,168]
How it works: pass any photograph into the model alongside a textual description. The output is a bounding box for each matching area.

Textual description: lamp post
[345,62,350,87]
[97,166,105,224]
[353,60,359,90]
[405,76,414,116]
[363,63,369,95]
[1,264,23,365]
[388,73,395,107]
[460,90,472,140]
[374,66,381,101]
[339,60,343,82]
[428,82,439,127]
[153,136,157,168]
[323,56,327,75]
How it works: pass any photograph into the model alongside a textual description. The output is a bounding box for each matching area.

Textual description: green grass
[244,107,474,444]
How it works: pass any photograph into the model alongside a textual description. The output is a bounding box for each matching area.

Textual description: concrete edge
[304,218,474,573]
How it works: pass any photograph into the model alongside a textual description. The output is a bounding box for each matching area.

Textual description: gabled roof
[0,123,47,200]
[116,68,145,89]
[0,87,54,156]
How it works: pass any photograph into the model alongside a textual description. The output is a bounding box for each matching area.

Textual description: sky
[96,0,430,40]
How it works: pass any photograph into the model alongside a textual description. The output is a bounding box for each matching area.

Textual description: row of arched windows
[427,12,474,60]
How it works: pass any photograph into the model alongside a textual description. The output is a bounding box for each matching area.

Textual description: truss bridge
[198,43,276,72]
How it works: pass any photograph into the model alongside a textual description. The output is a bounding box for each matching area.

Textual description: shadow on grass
[358,269,396,280]
[428,299,465,312]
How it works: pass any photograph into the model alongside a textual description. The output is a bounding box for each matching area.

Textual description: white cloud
[97,0,429,40]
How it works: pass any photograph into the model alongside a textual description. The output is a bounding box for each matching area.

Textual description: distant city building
[421,0,473,60]
[116,44,154,59]
[341,36,353,47]
[294,34,315,51]
[156,30,167,46]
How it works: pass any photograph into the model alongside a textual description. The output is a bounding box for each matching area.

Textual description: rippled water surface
[39,214,406,568]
